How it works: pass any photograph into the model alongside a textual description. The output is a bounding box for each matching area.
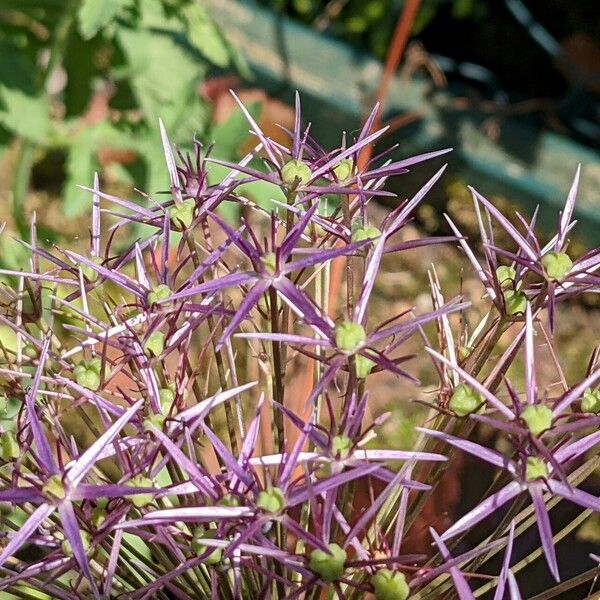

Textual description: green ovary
[541,251,572,281]
[521,404,553,436]
[449,384,483,417]
[309,543,347,582]
[335,321,366,353]
[281,159,312,186]
[371,569,410,600]
[525,456,548,481]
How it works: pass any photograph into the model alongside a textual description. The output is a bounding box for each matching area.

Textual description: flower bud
[355,354,375,379]
[218,493,241,507]
[309,543,347,582]
[496,265,516,289]
[449,384,483,417]
[159,384,176,410]
[73,358,108,391]
[143,414,165,432]
[331,435,352,459]
[525,456,548,482]
[281,159,312,186]
[581,388,600,414]
[126,475,154,508]
[521,404,553,436]
[0,431,19,461]
[192,529,222,564]
[256,487,286,514]
[147,284,172,306]
[351,223,381,243]
[81,256,104,283]
[371,569,410,600]
[169,199,196,229]
[333,159,353,181]
[335,321,366,354]
[503,289,527,316]
[144,331,166,358]
[541,251,572,281]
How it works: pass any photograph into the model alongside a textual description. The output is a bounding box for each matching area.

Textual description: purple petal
[424,348,515,419]
[441,481,523,540]
[216,281,269,350]
[553,365,600,416]
[116,506,254,528]
[25,336,58,474]
[416,427,517,474]
[66,400,143,487]
[430,528,475,600]
[530,486,560,582]
[524,303,536,405]
[553,429,600,464]
[470,188,537,262]
[57,502,99,597]
[556,165,580,250]
[546,479,600,512]
[0,503,56,568]
[494,521,516,600]
[166,271,257,302]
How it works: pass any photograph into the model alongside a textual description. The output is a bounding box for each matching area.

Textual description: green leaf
[0,88,49,143]
[78,0,130,40]
[116,27,206,129]
[183,3,230,67]
[210,102,261,159]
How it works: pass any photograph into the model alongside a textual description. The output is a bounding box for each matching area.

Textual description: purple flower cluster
[0,93,599,599]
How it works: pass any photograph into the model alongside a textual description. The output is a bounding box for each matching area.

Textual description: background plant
[0,95,599,599]
[0,0,250,250]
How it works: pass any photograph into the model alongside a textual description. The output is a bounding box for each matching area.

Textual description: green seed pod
[256,487,286,514]
[581,388,600,413]
[218,493,241,507]
[331,435,352,459]
[262,252,277,275]
[159,384,176,410]
[147,284,172,306]
[126,475,154,508]
[333,159,354,182]
[143,414,165,432]
[521,404,553,436]
[309,543,347,582]
[449,384,483,417]
[281,159,312,186]
[169,199,196,229]
[525,456,548,482]
[73,362,101,391]
[144,331,166,358]
[81,256,104,283]
[496,265,516,289]
[503,289,527,316]
[62,530,91,557]
[23,344,39,360]
[191,529,222,564]
[541,251,573,281]
[0,430,19,461]
[335,321,366,354]
[43,474,67,501]
[351,223,381,243]
[355,354,375,379]
[458,346,472,361]
[371,569,410,600]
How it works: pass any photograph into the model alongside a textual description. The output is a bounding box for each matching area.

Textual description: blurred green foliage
[0,0,250,238]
